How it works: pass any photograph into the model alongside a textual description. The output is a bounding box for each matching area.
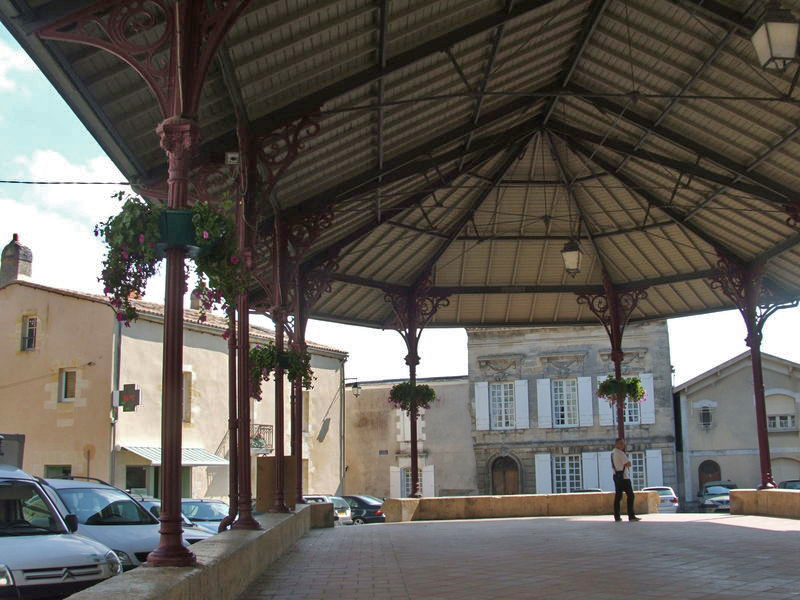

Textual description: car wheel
[353,517,365,525]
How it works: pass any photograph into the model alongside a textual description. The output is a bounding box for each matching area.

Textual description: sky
[2,28,800,388]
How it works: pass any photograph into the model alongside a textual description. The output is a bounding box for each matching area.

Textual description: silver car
[642,486,680,513]
[44,477,206,569]
[0,465,121,598]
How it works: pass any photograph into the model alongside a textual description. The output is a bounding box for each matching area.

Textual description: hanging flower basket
[597,376,646,404]
[249,342,315,401]
[388,382,437,416]
[96,192,249,326]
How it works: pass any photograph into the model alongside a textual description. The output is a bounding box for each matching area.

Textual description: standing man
[612,438,641,522]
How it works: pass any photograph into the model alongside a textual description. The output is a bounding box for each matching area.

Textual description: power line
[0,179,130,185]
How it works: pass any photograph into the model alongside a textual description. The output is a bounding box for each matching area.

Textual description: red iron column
[576,273,647,441]
[219,307,239,531]
[710,257,798,488]
[147,117,198,567]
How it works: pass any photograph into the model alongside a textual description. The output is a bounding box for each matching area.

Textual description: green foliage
[249,342,315,401]
[96,192,249,325]
[597,376,646,404]
[388,382,437,416]
[94,192,161,324]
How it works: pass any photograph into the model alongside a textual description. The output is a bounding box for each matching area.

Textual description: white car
[44,477,207,569]
[642,486,680,513]
[302,495,353,524]
[0,465,121,598]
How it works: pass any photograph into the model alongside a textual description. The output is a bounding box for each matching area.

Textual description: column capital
[157,117,199,158]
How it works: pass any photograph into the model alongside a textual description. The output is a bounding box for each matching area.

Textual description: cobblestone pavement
[239,513,800,600]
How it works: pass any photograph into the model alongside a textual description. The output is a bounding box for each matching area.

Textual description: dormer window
[20,315,37,351]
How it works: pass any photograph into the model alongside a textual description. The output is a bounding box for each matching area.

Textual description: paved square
[240,514,800,599]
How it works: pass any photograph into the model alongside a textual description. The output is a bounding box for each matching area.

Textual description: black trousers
[613,476,636,519]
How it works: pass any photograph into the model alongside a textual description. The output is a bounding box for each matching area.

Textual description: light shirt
[612,448,630,479]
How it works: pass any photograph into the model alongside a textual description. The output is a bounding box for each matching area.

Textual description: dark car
[342,495,385,525]
[777,480,800,490]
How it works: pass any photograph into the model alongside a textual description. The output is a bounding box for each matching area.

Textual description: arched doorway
[698,460,721,489]
[492,456,520,495]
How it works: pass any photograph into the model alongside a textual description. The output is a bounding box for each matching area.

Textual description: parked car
[136,498,216,539]
[43,477,203,569]
[777,480,800,490]
[302,495,353,524]
[180,499,230,534]
[573,488,603,493]
[642,486,680,512]
[698,480,738,512]
[0,465,121,599]
[341,495,385,524]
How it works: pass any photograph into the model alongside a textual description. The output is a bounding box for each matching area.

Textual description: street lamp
[351,382,361,398]
[751,1,800,71]
[561,240,582,276]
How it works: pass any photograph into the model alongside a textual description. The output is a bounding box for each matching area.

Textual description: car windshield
[58,487,156,525]
[704,486,733,495]
[361,495,384,504]
[330,497,349,510]
[0,480,64,536]
[182,501,228,521]
[352,496,382,507]
[782,481,800,490]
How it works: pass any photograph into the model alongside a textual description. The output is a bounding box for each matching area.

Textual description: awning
[121,446,228,467]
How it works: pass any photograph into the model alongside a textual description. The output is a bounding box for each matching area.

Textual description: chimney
[190,289,202,311]
[0,233,33,287]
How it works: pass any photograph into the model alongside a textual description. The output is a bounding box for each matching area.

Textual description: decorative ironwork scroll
[189,163,239,206]
[576,284,647,362]
[784,201,800,229]
[256,112,322,195]
[709,255,798,347]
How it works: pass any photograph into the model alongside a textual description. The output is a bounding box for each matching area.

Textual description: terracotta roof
[3,280,346,356]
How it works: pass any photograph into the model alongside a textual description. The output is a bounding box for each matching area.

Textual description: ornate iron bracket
[709,255,798,347]
[256,112,322,196]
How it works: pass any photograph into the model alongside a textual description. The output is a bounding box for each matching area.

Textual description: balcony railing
[214,423,274,458]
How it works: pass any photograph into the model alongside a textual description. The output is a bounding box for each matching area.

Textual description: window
[59,369,76,402]
[44,465,71,478]
[768,414,797,431]
[20,316,37,350]
[182,371,192,423]
[699,407,713,431]
[611,400,641,425]
[553,455,582,493]
[490,382,515,429]
[552,379,578,426]
[401,468,423,497]
[629,451,646,490]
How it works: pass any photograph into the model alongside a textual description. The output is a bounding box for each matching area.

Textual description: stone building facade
[675,352,800,503]
[469,321,677,495]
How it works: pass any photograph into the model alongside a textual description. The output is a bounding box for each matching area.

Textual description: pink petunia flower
[138,234,145,243]
[203,231,210,239]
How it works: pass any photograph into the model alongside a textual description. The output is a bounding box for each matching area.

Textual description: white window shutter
[514,379,529,429]
[599,451,615,492]
[645,449,663,487]
[581,452,599,489]
[640,373,656,424]
[389,466,401,498]
[535,453,552,494]
[475,382,490,430]
[536,378,552,428]
[400,410,411,441]
[578,376,593,426]
[422,465,435,497]
[598,375,613,425]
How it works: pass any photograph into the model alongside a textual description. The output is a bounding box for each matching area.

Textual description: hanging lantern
[351,382,362,398]
[561,240,582,276]
[751,1,799,71]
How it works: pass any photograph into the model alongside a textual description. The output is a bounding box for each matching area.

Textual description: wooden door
[698,460,721,489]
[492,457,519,495]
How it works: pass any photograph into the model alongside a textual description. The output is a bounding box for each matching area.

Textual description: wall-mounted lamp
[751,1,799,71]
[561,240,582,277]
[351,382,362,398]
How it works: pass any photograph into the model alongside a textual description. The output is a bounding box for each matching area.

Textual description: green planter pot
[157,209,199,258]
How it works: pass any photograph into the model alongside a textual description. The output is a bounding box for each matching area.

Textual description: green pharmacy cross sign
[116,383,141,413]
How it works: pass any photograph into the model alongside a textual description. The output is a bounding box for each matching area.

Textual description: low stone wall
[66,505,312,600]
[731,489,800,519]
[383,492,658,522]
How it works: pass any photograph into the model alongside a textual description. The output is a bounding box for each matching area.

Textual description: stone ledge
[731,489,800,519]
[66,506,311,600]
[383,491,658,522]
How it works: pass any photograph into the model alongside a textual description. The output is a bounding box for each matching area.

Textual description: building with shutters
[469,322,677,495]
[674,352,800,505]
[0,235,347,499]
[345,376,476,498]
